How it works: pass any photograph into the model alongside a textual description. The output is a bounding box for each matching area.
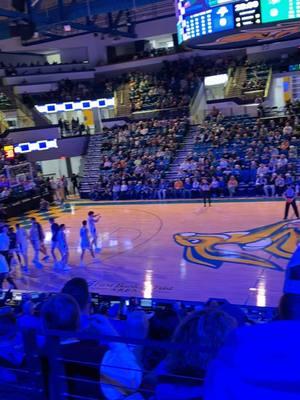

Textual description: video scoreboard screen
[176,0,300,47]
[261,0,300,23]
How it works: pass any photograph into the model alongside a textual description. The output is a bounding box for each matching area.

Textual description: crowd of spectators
[23,78,116,107]
[172,113,299,199]
[23,55,242,110]
[87,112,299,201]
[0,149,50,206]
[285,99,300,116]
[0,276,298,399]
[242,62,269,93]
[89,118,188,201]
[0,173,49,205]
[128,57,240,112]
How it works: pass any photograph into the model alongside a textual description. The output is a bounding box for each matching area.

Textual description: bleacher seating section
[184,114,300,197]
[80,113,300,199]
[80,118,188,198]
[242,63,270,95]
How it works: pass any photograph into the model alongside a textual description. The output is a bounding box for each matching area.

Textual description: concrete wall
[60,47,89,63]
[40,155,82,178]
[12,62,90,75]
[3,69,94,85]
[13,82,58,95]
[266,75,286,109]
[190,82,206,124]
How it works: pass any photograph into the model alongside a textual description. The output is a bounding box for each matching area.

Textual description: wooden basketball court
[9,199,299,307]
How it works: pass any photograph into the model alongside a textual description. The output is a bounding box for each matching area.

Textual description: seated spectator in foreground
[278,293,300,320]
[23,179,36,192]
[41,293,143,400]
[204,295,300,400]
[0,310,28,400]
[143,308,180,371]
[39,198,49,212]
[0,188,11,199]
[17,299,41,331]
[155,307,237,400]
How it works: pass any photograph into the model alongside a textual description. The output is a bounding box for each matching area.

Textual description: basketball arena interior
[0,0,300,398]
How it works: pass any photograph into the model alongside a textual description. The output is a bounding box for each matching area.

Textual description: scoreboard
[176,0,300,48]
[261,0,300,23]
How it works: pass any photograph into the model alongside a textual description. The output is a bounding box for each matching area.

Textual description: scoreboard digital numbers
[176,0,300,47]
[185,4,234,38]
[234,0,261,27]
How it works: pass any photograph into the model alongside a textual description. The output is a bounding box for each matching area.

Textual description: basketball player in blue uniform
[16,224,29,271]
[88,211,101,253]
[80,220,95,266]
[57,224,70,270]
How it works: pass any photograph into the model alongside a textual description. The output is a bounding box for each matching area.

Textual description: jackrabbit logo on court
[174,221,300,270]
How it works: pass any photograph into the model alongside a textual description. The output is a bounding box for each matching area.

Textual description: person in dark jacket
[283,185,299,219]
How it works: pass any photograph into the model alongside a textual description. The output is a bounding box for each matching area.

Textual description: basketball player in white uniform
[57,224,70,270]
[16,224,29,271]
[80,220,95,266]
[87,211,101,252]
[29,219,43,268]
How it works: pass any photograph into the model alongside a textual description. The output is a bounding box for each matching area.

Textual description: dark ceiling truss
[0,0,174,42]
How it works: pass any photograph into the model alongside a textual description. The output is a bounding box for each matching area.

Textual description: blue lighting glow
[35,98,115,114]
[38,142,47,149]
[20,144,30,152]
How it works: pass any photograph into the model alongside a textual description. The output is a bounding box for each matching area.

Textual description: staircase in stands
[79,134,103,196]
[165,125,198,181]
[225,66,272,102]
[225,66,246,98]
[80,124,198,196]
[115,83,131,117]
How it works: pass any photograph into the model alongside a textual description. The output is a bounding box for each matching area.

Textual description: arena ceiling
[0,0,175,44]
